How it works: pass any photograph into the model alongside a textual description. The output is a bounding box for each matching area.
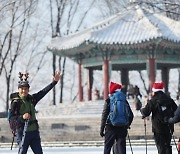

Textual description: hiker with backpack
[100,81,134,154]
[8,71,61,154]
[140,82,177,154]
[168,104,180,154]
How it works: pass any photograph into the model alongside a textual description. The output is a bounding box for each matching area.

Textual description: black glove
[141,116,146,119]
[100,130,105,137]
[168,117,173,124]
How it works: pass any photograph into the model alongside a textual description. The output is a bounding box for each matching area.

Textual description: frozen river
[0,145,178,154]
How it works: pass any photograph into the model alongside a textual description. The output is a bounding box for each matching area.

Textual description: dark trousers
[104,127,127,154]
[154,132,172,154]
[17,130,43,154]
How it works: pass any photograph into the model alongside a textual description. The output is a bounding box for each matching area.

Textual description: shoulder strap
[9,93,22,118]
[10,92,19,100]
[10,93,20,105]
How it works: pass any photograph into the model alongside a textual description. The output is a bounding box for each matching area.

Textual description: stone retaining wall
[2,116,179,143]
[1,99,180,143]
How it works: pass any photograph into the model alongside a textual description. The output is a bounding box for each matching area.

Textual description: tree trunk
[60,57,66,103]
[6,77,10,112]
[52,53,56,105]
[138,70,149,95]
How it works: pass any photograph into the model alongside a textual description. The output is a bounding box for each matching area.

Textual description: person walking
[9,71,61,154]
[134,85,142,98]
[168,103,180,154]
[100,81,134,154]
[140,82,177,154]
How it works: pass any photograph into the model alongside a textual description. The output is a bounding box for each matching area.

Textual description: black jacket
[100,96,134,133]
[140,91,177,134]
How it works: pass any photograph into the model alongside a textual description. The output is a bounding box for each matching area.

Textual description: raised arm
[32,71,62,105]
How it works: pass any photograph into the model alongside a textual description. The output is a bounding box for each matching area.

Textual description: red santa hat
[152,82,164,92]
[109,82,122,94]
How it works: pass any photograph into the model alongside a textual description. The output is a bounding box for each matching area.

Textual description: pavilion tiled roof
[48,5,180,51]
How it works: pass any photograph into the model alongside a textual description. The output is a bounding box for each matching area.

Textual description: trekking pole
[127,131,133,154]
[172,134,178,152]
[168,124,178,152]
[18,119,29,154]
[144,118,147,154]
[10,133,15,150]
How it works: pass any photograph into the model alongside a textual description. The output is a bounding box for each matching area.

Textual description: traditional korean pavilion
[48,5,180,101]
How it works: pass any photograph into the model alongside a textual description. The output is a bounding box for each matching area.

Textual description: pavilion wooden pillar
[149,58,155,93]
[78,63,83,102]
[148,48,156,93]
[103,60,109,99]
[161,67,169,94]
[87,68,93,101]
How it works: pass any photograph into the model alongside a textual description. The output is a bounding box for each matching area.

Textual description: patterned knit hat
[152,82,164,92]
[109,82,122,94]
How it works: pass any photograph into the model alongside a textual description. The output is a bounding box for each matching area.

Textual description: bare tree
[0,0,39,112]
[96,0,180,20]
[138,71,149,95]
[49,0,96,103]
[137,0,180,20]
[49,0,67,105]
